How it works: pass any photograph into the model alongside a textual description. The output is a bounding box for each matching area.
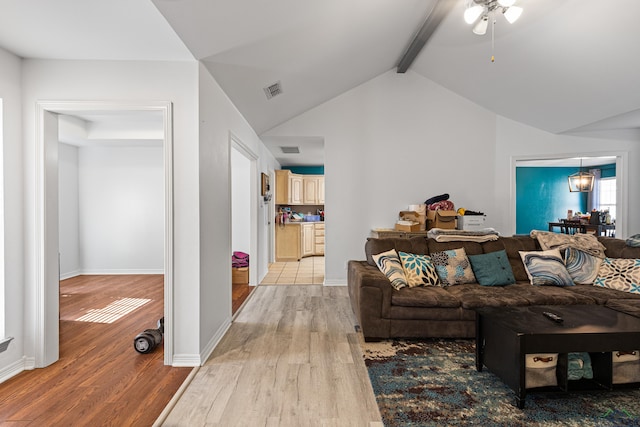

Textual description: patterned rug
[362,339,640,426]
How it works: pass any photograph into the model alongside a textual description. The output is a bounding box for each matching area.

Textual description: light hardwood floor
[162,285,382,426]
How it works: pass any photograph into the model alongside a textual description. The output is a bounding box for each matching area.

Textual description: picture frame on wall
[261,173,269,196]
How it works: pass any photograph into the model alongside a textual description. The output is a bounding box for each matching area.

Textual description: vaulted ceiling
[1,0,639,164]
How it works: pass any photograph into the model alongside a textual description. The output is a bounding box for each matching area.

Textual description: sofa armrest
[347,260,393,339]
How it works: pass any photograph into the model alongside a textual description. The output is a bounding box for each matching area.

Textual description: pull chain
[491,18,496,62]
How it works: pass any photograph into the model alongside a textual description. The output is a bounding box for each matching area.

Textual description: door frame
[34,100,174,366]
[229,133,258,287]
[511,150,628,238]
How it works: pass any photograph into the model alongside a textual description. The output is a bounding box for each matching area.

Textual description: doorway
[35,101,174,367]
[230,135,259,314]
[513,153,627,238]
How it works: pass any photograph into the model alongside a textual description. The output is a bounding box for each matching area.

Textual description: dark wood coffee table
[475,305,640,408]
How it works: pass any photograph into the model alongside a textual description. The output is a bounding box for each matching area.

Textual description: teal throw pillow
[467,250,516,286]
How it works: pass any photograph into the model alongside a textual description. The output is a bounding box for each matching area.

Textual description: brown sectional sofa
[347,235,640,341]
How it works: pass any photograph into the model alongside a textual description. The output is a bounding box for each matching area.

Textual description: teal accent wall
[283,166,324,175]
[516,167,588,235]
[600,163,616,178]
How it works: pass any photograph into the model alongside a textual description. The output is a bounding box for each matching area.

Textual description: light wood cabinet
[275,223,301,261]
[290,175,303,205]
[275,170,290,205]
[302,223,315,257]
[314,223,325,255]
[275,170,324,205]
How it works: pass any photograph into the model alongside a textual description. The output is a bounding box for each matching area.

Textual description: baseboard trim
[0,357,27,384]
[75,269,165,275]
[323,279,347,286]
[171,354,202,367]
[60,270,81,280]
[199,318,232,365]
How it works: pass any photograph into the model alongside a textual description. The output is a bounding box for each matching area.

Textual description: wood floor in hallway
[162,285,383,427]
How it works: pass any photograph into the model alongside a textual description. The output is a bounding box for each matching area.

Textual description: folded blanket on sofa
[568,352,594,380]
[530,230,606,258]
[428,228,500,242]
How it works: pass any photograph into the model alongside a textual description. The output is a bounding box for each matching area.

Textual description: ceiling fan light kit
[464,0,523,34]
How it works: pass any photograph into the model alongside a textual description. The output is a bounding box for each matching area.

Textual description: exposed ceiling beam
[396,0,456,73]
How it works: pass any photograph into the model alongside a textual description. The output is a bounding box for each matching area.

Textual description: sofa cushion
[599,236,640,259]
[398,251,440,287]
[431,248,476,286]
[372,249,408,290]
[513,283,596,306]
[564,248,603,285]
[594,257,640,294]
[366,237,428,266]
[391,286,461,308]
[520,249,574,287]
[565,284,640,304]
[446,282,531,309]
[467,249,516,286]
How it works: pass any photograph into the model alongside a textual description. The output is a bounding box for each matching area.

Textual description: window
[599,177,616,221]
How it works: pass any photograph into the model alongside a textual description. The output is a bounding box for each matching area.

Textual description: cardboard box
[426,210,457,230]
[232,267,249,284]
[395,221,421,232]
[457,215,486,231]
[400,210,427,231]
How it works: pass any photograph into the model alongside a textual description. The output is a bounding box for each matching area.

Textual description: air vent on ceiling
[264,81,283,100]
[280,146,300,154]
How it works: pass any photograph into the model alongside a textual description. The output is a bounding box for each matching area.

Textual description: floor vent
[264,81,283,99]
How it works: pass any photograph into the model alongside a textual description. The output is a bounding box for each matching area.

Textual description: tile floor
[260,256,325,285]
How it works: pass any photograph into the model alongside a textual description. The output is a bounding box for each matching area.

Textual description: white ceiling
[1,0,639,164]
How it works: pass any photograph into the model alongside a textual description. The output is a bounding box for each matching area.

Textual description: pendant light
[567,158,595,192]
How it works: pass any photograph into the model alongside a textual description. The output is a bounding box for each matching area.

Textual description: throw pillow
[519,249,574,287]
[467,250,516,286]
[594,258,640,294]
[564,247,603,284]
[398,251,440,287]
[372,249,408,290]
[431,247,476,286]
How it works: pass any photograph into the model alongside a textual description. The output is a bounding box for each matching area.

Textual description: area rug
[362,339,640,426]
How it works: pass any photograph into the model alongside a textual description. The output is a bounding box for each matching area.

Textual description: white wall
[494,116,640,238]
[58,143,80,278]
[78,146,164,274]
[264,70,497,284]
[196,63,280,356]
[21,60,202,365]
[231,147,251,255]
[265,70,640,284]
[0,47,24,380]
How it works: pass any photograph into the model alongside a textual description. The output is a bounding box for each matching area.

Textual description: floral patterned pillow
[398,252,440,287]
[430,247,476,286]
[594,258,640,294]
[372,249,408,290]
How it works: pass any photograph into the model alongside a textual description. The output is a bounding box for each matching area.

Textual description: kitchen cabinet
[302,223,315,257]
[275,170,324,205]
[275,223,301,261]
[314,223,325,255]
[290,175,303,205]
[275,170,290,205]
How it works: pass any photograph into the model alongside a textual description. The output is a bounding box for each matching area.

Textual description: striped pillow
[372,249,408,290]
